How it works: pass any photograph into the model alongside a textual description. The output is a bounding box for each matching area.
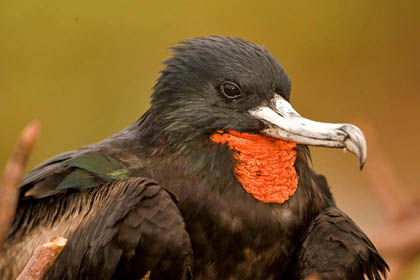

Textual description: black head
[144,36,366,168]
[150,36,291,139]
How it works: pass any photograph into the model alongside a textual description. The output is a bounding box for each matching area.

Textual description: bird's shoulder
[20,131,147,199]
[290,207,389,280]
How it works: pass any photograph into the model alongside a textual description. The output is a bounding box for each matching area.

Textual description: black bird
[0,36,388,280]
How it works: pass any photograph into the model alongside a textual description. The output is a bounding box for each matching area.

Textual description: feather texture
[286,207,389,280]
[64,154,129,181]
[56,169,101,190]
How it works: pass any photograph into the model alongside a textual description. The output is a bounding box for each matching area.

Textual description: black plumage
[0,36,388,279]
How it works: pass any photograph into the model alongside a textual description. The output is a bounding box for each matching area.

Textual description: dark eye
[221,82,242,99]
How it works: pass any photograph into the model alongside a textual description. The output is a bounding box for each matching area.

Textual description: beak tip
[342,124,367,171]
[359,160,365,170]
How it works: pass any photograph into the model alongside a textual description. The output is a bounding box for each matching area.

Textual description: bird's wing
[20,148,133,199]
[32,177,193,280]
[289,207,389,280]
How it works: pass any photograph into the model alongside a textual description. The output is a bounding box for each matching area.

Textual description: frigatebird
[0,36,388,279]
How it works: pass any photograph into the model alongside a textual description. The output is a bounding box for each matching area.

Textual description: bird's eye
[221,82,242,99]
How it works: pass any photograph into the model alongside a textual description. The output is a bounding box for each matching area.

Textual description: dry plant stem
[304,273,319,280]
[0,120,40,251]
[374,215,420,257]
[363,122,406,220]
[385,257,412,280]
[141,271,151,280]
[16,237,67,280]
[362,121,420,279]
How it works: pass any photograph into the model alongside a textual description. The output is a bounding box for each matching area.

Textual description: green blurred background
[1,0,419,278]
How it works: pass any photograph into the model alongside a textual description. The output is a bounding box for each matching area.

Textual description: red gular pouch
[211,130,298,204]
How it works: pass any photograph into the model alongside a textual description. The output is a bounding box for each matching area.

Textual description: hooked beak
[249,94,367,169]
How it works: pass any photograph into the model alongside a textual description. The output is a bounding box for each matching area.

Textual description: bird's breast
[211,130,298,204]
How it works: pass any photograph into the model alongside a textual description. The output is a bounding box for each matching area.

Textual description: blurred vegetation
[1,0,419,278]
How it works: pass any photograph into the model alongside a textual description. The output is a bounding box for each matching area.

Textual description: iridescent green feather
[56,154,129,190]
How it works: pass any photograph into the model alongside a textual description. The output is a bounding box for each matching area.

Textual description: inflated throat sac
[211,130,298,204]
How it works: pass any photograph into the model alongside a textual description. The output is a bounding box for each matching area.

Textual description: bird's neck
[134,111,299,204]
[211,130,298,204]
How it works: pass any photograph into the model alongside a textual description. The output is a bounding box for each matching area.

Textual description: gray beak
[249,94,367,169]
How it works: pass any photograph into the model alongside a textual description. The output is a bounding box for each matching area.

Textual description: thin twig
[362,122,406,220]
[361,121,420,279]
[16,237,67,280]
[304,272,319,280]
[141,271,151,280]
[0,120,40,251]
